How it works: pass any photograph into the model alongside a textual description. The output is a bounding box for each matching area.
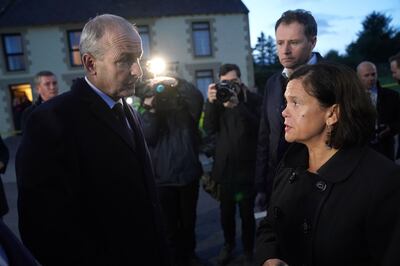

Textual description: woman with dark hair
[255,62,400,266]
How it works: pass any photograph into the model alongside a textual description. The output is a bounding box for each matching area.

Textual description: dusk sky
[241,0,400,56]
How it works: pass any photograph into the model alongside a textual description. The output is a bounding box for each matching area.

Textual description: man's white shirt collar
[282,52,318,78]
[85,76,122,108]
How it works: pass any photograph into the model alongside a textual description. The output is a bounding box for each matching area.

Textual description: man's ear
[82,53,96,75]
[310,36,317,50]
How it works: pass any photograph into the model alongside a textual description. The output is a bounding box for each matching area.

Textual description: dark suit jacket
[370,83,400,160]
[0,135,9,217]
[16,78,170,266]
[255,53,323,200]
[0,219,37,265]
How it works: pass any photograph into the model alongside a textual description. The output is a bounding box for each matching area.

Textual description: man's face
[390,61,400,84]
[275,22,316,72]
[357,63,377,90]
[93,27,143,100]
[37,75,59,102]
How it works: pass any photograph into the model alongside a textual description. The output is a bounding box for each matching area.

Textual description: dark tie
[112,103,135,145]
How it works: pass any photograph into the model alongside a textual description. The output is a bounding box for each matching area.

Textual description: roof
[0,0,249,28]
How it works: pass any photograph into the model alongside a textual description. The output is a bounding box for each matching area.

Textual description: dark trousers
[157,179,199,266]
[219,183,255,254]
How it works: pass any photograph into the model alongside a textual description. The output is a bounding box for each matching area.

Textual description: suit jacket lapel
[73,79,136,151]
[123,100,156,179]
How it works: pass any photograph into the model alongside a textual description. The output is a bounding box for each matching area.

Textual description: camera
[136,76,182,111]
[215,80,241,103]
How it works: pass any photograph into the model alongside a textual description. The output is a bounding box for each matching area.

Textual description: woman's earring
[325,123,332,148]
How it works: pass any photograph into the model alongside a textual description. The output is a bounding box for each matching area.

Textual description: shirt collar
[282,52,318,79]
[84,76,122,108]
[370,85,378,95]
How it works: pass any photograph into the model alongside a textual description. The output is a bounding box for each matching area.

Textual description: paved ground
[1,136,251,266]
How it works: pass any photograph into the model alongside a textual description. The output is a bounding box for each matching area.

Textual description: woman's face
[282,78,332,147]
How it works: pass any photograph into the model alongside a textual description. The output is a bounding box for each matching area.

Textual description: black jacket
[0,219,37,265]
[0,135,9,217]
[255,143,400,266]
[370,83,400,160]
[203,89,262,185]
[16,78,170,266]
[20,97,43,133]
[141,79,204,186]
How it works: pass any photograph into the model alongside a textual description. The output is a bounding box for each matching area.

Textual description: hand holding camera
[207,80,242,108]
[138,76,182,112]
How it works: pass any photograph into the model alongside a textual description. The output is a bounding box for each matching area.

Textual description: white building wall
[0,13,253,134]
[151,14,253,86]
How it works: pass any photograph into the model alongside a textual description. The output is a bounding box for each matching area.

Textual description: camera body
[215,80,241,103]
[136,76,181,111]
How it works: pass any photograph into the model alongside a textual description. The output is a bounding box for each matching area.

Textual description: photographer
[138,77,204,266]
[203,64,262,266]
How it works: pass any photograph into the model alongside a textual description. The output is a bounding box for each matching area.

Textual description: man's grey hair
[79,14,137,59]
[34,71,56,86]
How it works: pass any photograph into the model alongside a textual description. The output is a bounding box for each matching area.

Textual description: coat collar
[70,78,136,151]
[282,143,367,183]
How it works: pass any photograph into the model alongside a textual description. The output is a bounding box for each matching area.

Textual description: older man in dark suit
[16,14,170,266]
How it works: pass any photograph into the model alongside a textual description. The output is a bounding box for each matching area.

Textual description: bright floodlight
[147,57,166,76]
[126,97,133,105]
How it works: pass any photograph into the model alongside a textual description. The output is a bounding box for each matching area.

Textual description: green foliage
[346,11,400,64]
[252,11,400,91]
[253,32,277,66]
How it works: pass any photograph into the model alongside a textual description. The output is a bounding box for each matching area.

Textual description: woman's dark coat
[255,143,400,266]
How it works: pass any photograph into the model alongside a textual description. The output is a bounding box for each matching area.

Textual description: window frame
[137,25,151,59]
[1,33,26,72]
[66,29,82,67]
[192,22,213,57]
[195,69,214,98]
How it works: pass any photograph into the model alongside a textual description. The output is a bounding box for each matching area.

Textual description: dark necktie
[112,103,135,145]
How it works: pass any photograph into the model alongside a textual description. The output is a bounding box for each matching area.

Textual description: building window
[195,70,214,98]
[9,83,33,131]
[67,30,82,66]
[2,34,26,71]
[138,26,151,59]
[192,22,212,57]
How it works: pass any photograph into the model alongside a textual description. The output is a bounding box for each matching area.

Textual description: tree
[346,11,400,64]
[253,32,277,66]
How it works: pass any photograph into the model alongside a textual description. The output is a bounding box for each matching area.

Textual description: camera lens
[216,81,234,103]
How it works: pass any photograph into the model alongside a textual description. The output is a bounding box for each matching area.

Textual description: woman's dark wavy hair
[289,62,376,149]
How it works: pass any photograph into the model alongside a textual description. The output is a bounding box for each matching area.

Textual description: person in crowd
[389,52,400,84]
[255,62,400,266]
[356,61,400,160]
[12,94,31,133]
[16,14,170,266]
[138,77,204,266]
[0,134,9,218]
[203,63,262,266]
[389,52,400,160]
[255,9,323,211]
[21,71,59,132]
[0,137,38,266]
